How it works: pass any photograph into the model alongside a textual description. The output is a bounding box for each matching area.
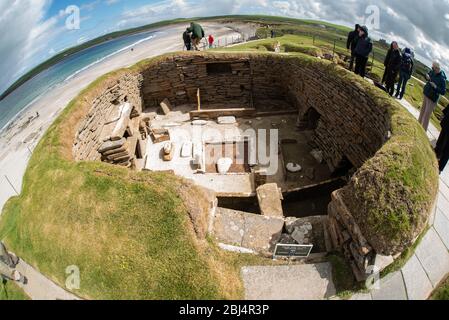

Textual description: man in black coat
[347,24,361,71]
[354,26,373,78]
[436,104,449,173]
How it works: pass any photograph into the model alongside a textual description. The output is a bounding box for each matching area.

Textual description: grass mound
[340,79,439,255]
[0,62,268,300]
[0,281,28,300]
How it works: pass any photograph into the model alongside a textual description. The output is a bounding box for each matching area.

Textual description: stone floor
[144,109,332,196]
[241,97,449,301]
[242,264,336,300]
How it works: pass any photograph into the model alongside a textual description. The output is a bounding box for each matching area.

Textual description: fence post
[4,175,19,196]
[332,40,336,61]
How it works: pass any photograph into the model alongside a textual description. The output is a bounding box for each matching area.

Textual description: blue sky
[1,0,449,95]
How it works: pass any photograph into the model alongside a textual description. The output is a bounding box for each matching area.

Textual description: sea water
[0,30,158,132]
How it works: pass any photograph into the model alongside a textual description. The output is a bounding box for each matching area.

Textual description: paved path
[349,97,449,301]
[14,259,80,300]
[242,264,336,300]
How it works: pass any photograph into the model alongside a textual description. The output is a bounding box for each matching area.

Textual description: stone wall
[73,72,143,161]
[138,53,389,171]
[71,53,437,282]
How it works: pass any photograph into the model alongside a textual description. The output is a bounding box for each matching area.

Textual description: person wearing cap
[347,24,361,71]
[395,48,414,100]
[419,61,447,131]
[435,104,449,173]
[354,26,373,77]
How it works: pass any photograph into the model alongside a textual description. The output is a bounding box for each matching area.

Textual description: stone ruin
[72,52,435,282]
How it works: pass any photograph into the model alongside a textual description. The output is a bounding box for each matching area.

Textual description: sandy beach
[0,22,257,212]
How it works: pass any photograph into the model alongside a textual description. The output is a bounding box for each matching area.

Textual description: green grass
[0,59,276,300]
[431,276,449,300]
[228,36,439,255]
[327,253,362,299]
[0,280,29,300]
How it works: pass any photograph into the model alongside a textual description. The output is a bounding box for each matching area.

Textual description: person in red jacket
[208,34,214,49]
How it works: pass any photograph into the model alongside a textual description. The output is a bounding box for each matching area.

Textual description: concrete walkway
[242,263,336,300]
[350,97,449,300]
[14,259,80,300]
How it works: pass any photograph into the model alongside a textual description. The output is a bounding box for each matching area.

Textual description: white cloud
[0,0,62,92]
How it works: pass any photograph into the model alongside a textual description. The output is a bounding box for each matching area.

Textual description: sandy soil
[0,22,258,212]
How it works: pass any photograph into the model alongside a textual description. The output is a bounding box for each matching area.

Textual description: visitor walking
[347,24,361,71]
[271,29,275,38]
[435,104,449,173]
[187,22,205,51]
[0,242,26,284]
[395,48,414,100]
[354,26,373,78]
[383,42,402,96]
[208,34,214,49]
[419,61,447,131]
[183,30,192,51]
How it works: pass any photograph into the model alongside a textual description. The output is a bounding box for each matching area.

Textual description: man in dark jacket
[183,30,192,51]
[354,26,373,78]
[395,48,414,99]
[347,24,361,71]
[187,22,205,51]
[436,104,449,173]
[419,61,447,131]
[383,42,402,96]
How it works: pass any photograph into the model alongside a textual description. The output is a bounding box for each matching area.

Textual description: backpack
[401,54,413,72]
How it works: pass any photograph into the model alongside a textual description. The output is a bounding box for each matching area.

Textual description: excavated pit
[73,52,437,280]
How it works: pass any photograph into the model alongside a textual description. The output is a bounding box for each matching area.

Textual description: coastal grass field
[0,281,28,300]
[0,16,444,300]
[225,20,447,129]
[0,66,281,300]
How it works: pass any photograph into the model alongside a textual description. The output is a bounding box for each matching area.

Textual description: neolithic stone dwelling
[72,52,439,281]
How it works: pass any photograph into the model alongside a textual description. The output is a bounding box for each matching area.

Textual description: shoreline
[0,22,257,212]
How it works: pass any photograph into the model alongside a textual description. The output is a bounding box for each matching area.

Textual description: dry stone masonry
[72,52,435,281]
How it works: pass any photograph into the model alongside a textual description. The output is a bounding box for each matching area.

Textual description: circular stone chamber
[72,52,439,281]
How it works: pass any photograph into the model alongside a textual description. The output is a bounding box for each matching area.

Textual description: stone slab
[242,264,336,300]
[242,213,284,253]
[371,271,407,300]
[415,228,449,287]
[349,292,372,300]
[401,254,433,300]
[213,208,245,246]
[437,192,449,221]
[256,183,284,218]
[434,209,449,251]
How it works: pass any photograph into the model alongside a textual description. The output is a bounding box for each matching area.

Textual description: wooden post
[332,40,336,61]
[197,88,201,111]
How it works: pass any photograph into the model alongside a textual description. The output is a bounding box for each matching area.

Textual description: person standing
[208,34,214,49]
[419,61,447,131]
[347,24,361,71]
[395,48,414,100]
[0,242,26,284]
[354,26,373,78]
[382,42,394,84]
[383,42,402,96]
[271,29,275,38]
[435,104,449,173]
[183,30,192,51]
[187,22,205,51]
